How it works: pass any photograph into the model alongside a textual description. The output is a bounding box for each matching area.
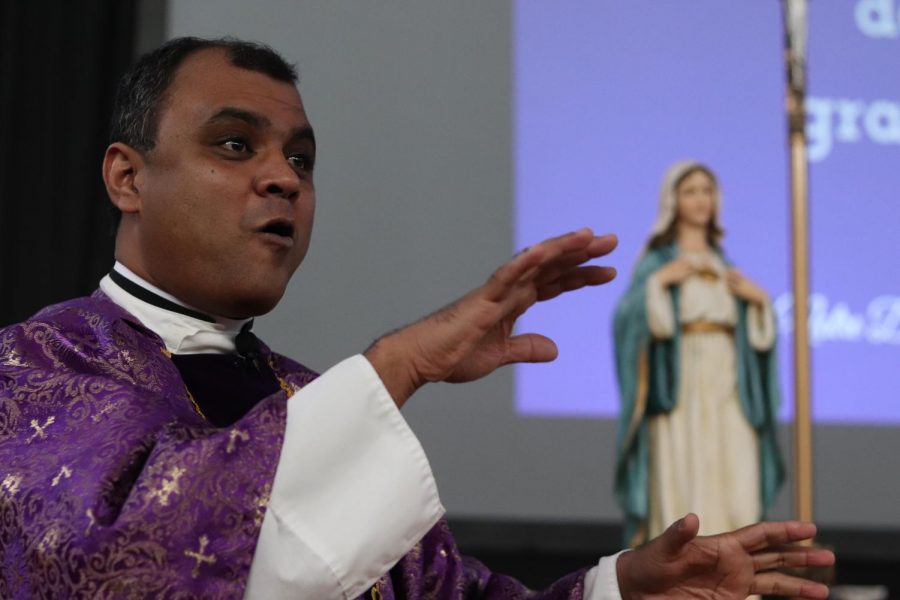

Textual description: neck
[100,263,254,356]
[676,223,709,252]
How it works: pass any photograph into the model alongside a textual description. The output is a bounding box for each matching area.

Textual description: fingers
[534,235,618,286]
[657,513,700,556]
[527,231,615,282]
[752,545,836,572]
[531,233,617,299]
[504,334,558,364]
[488,229,591,292]
[476,229,616,334]
[487,244,553,295]
[484,230,616,303]
[536,266,617,302]
[736,521,818,553]
[750,571,830,599]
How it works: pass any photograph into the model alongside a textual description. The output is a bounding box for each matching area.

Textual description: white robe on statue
[644,251,775,538]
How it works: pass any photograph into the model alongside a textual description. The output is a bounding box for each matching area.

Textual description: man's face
[126,49,316,318]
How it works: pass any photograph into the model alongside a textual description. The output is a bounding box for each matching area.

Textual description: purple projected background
[514,1,900,424]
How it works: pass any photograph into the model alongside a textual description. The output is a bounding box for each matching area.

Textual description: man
[0,37,833,599]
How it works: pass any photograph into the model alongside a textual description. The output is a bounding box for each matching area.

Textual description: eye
[221,137,251,153]
[287,153,314,172]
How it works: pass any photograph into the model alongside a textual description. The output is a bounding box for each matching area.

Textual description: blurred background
[1,1,897,595]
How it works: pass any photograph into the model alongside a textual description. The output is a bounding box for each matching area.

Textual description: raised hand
[364,228,617,407]
[616,514,835,600]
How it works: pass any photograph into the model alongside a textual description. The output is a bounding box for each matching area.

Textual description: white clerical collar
[99,262,252,355]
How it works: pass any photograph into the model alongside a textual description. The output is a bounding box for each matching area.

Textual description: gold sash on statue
[682,321,734,335]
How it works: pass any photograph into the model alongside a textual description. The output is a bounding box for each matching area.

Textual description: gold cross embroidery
[51,465,72,487]
[253,483,272,527]
[185,535,217,578]
[146,466,186,507]
[27,416,55,444]
[1,474,22,497]
[226,429,250,454]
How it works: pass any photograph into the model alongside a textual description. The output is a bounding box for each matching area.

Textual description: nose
[255,151,301,201]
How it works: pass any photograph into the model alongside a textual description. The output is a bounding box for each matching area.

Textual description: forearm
[364,333,423,408]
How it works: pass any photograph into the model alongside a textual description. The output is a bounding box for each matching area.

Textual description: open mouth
[259,219,295,240]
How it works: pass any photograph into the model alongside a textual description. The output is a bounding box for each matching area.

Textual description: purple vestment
[0,292,587,598]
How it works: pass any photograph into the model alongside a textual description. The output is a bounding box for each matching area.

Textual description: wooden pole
[783,0,814,525]
[789,127,813,524]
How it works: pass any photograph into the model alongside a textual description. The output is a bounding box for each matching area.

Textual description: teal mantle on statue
[612,244,784,546]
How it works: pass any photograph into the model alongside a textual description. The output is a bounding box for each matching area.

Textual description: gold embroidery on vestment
[1,474,22,497]
[269,356,296,396]
[92,402,116,423]
[185,535,217,578]
[85,508,97,536]
[226,429,250,454]
[184,389,207,419]
[146,466,186,507]
[253,483,271,527]
[27,416,55,443]
[51,465,72,487]
[3,350,25,367]
[38,526,62,554]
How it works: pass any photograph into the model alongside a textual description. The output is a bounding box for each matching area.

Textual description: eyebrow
[208,107,271,128]
[206,107,316,150]
[287,126,316,151]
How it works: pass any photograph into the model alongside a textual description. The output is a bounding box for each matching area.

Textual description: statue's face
[675,169,716,229]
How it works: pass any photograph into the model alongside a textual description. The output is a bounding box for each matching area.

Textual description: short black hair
[108,36,298,152]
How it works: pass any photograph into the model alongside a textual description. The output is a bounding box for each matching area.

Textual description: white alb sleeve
[245,355,445,599]
[582,551,626,600]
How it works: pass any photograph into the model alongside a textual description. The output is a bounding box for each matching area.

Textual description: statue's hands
[655,258,696,287]
[727,268,769,305]
[616,514,835,600]
[364,229,617,407]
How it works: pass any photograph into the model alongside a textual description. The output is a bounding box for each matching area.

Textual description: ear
[102,142,146,214]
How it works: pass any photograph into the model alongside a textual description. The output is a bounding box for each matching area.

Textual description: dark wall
[0,1,137,326]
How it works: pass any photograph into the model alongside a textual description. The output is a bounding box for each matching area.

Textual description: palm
[408,277,553,384]
[621,515,834,600]
[444,310,518,383]
[642,536,753,599]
